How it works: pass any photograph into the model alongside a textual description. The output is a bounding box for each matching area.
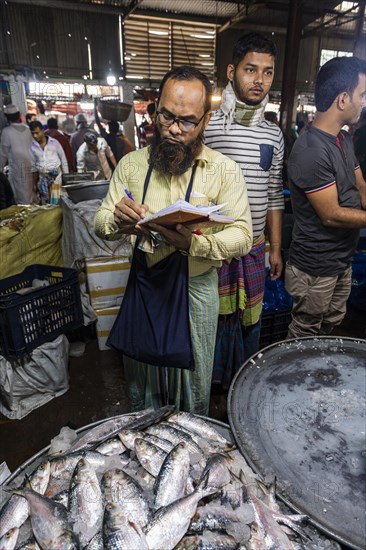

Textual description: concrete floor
[0,303,365,475]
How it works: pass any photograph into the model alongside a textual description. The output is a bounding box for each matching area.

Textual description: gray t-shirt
[288,126,360,276]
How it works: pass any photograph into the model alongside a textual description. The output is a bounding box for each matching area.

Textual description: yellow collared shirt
[94,145,253,277]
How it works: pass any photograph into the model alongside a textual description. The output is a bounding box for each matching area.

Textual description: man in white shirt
[29,120,69,204]
[76,132,116,180]
[0,104,36,204]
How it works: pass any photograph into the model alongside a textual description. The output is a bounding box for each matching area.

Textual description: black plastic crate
[0,265,83,358]
[259,308,292,349]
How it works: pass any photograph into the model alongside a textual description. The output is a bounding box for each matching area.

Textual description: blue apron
[107,163,197,371]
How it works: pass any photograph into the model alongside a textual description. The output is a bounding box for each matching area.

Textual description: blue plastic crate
[0,265,83,358]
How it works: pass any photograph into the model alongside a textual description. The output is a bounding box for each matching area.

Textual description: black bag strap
[184,162,198,203]
[142,163,154,204]
[142,162,198,205]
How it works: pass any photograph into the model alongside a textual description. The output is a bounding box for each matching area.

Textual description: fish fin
[257,475,276,494]
[196,471,217,499]
[22,473,33,490]
[274,513,310,540]
[238,468,248,483]
[127,517,143,536]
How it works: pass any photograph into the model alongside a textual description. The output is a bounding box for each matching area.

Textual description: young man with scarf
[205,32,284,389]
[94,66,253,415]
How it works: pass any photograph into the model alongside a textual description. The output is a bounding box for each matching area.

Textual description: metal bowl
[62,173,94,184]
[62,180,110,203]
[98,99,132,122]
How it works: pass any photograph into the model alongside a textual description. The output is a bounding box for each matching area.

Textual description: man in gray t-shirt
[286,56,366,338]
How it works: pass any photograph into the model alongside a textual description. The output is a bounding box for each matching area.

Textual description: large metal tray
[228,336,366,550]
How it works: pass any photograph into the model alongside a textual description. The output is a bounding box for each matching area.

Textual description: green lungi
[123,267,219,416]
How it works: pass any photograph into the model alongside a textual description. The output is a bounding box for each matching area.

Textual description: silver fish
[58,413,139,455]
[96,437,126,456]
[12,489,79,549]
[164,421,217,454]
[176,533,239,549]
[167,413,233,449]
[0,527,19,550]
[0,461,50,538]
[0,496,28,540]
[188,502,243,533]
[103,504,149,550]
[154,442,191,510]
[199,454,231,490]
[144,473,218,550]
[15,538,41,550]
[68,458,103,548]
[46,450,129,497]
[23,461,51,494]
[146,423,204,464]
[68,405,174,454]
[118,429,174,453]
[134,438,167,477]
[240,471,302,550]
[101,469,150,528]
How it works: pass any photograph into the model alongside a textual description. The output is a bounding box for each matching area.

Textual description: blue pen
[123,187,134,201]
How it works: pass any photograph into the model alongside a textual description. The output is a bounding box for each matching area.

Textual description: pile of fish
[0,406,338,549]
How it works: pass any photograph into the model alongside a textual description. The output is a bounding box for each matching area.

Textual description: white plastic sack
[60,195,132,266]
[0,335,69,420]
[79,280,98,326]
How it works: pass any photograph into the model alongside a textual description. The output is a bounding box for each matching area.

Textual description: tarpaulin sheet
[0,334,69,420]
[60,196,132,267]
[0,205,63,278]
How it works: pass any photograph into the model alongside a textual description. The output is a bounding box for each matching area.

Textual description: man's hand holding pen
[114,195,193,250]
[114,196,150,235]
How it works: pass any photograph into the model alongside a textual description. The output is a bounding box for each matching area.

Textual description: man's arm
[56,141,69,174]
[307,183,366,227]
[94,100,107,138]
[106,147,117,168]
[266,209,283,280]
[110,154,117,169]
[29,147,39,194]
[76,145,85,173]
[355,166,366,210]
[32,171,39,194]
[266,129,285,280]
[94,157,149,240]
[0,132,9,171]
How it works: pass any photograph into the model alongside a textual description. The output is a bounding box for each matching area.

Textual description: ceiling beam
[303,2,365,37]
[218,1,266,34]
[4,0,144,18]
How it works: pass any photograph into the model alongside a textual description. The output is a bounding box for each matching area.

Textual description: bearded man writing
[94,66,252,415]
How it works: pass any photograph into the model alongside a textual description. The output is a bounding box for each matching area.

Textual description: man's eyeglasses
[156,110,208,132]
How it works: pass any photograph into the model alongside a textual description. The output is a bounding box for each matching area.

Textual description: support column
[279,0,304,137]
[119,82,136,147]
[354,3,366,59]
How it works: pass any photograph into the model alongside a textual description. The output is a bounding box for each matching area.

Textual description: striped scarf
[221,82,268,132]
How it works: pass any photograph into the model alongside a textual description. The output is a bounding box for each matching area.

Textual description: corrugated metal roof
[0,0,364,83]
[123,15,216,83]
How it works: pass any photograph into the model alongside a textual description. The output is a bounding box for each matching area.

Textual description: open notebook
[137,199,234,228]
